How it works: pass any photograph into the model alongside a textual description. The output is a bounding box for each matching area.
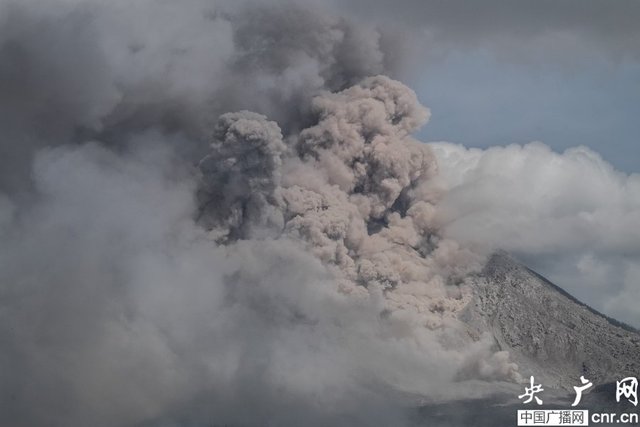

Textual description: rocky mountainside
[463,252,640,390]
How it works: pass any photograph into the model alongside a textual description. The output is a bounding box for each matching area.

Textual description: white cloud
[431,141,640,326]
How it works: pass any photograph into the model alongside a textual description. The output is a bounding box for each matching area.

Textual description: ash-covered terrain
[417,253,640,426]
[467,252,640,390]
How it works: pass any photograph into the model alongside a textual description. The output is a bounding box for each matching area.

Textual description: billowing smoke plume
[0,1,573,426]
[197,76,488,329]
[0,0,395,195]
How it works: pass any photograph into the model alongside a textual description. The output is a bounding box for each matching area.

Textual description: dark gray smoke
[0,0,395,195]
[0,1,521,426]
[339,0,640,65]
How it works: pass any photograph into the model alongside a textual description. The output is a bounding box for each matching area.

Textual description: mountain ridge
[463,252,640,390]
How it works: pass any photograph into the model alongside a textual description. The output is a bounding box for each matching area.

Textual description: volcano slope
[464,252,640,390]
[412,253,640,426]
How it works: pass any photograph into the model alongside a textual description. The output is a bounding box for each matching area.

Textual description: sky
[415,52,640,173]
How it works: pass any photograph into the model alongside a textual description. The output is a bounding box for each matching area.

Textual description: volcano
[413,252,640,426]
[466,252,640,390]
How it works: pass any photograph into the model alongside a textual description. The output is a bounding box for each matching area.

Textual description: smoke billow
[0,0,396,195]
[0,1,528,426]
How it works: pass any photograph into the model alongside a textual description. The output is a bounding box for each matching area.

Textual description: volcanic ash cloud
[197,75,521,387]
[0,2,522,425]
